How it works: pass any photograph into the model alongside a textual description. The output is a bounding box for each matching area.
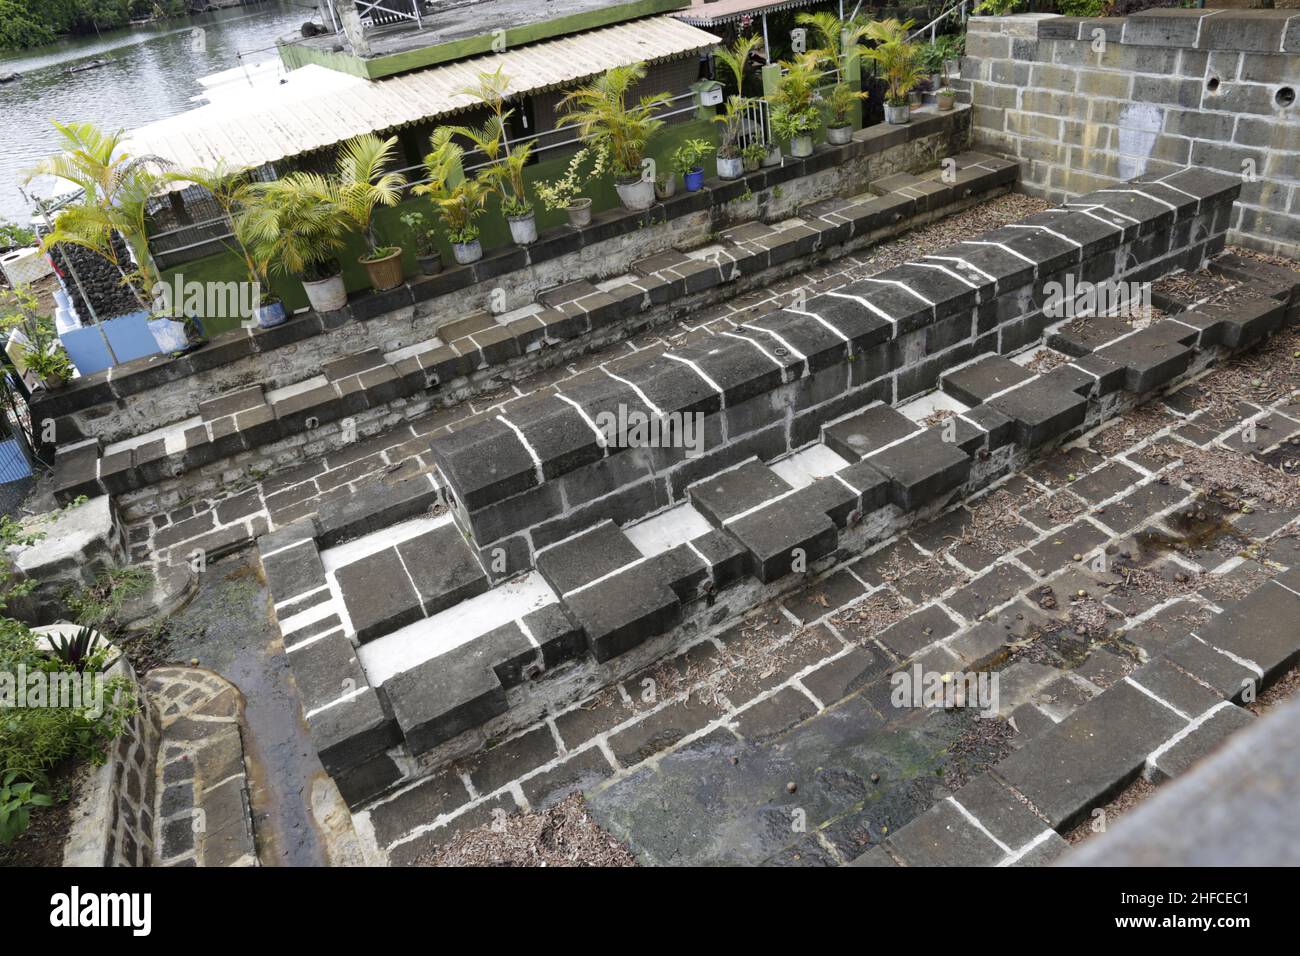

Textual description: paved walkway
[354,319,1300,865]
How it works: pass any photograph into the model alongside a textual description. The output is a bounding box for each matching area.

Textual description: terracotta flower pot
[361,247,404,291]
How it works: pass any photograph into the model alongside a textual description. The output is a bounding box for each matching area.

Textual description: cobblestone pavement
[145,667,258,867]
[123,195,1051,572]
[354,322,1300,865]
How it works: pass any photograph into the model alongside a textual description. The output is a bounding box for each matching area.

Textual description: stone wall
[961,10,1300,256]
[40,109,969,451]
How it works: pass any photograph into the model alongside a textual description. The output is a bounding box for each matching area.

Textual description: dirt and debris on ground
[848,193,1052,279]
[1090,404,1179,458]
[415,793,638,867]
[0,759,85,867]
[1064,775,1158,845]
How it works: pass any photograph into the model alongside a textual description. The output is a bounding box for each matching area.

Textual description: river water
[0,1,313,224]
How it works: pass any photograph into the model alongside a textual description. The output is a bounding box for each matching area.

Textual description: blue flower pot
[684,167,705,192]
[256,301,286,329]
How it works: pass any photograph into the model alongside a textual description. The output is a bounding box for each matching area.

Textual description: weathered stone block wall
[962,10,1300,255]
[433,166,1238,577]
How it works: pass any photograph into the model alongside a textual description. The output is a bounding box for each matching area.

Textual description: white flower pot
[885,103,911,125]
[790,135,814,158]
[717,155,744,180]
[826,124,853,145]
[762,144,783,167]
[302,274,347,313]
[566,199,592,228]
[615,177,655,211]
[507,211,537,246]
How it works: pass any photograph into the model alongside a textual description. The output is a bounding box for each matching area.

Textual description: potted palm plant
[864,19,924,125]
[557,63,670,212]
[24,121,169,317]
[712,34,762,180]
[823,81,869,144]
[162,161,281,330]
[241,171,350,314]
[797,12,870,146]
[334,133,407,291]
[446,68,539,246]
[415,128,489,265]
[535,142,607,228]
[400,211,442,275]
[770,52,822,158]
[742,142,766,173]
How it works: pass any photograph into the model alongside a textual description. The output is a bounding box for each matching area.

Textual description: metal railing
[908,0,970,44]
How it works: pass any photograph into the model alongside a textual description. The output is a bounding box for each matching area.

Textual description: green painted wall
[278,0,690,80]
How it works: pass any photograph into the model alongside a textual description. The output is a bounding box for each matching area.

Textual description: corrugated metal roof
[126,15,720,181]
[673,0,818,27]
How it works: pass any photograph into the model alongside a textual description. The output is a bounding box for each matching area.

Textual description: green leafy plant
[0,514,137,847]
[823,78,870,128]
[712,34,764,159]
[161,161,272,293]
[770,52,824,141]
[973,0,1024,15]
[49,627,104,674]
[400,211,439,258]
[533,142,608,212]
[796,11,872,61]
[443,67,536,219]
[23,121,172,308]
[0,771,53,846]
[741,142,766,169]
[861,19,925,107]
[414,129,489,245]
[332,133,407,262]
[671,139,714,175]
[557,63,671,181]
[0,219,35,251]
[0,284,72,385]
[239,172,349,282]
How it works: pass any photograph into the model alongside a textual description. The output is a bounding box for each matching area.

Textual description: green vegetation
[0,511,138,846]
[557,62,671,182]
[0,285,73,387]
[445,67,536,219]
[0,1,190,52]
[862,18,925,108]
[0,220,36,252]
[24,121,169,309]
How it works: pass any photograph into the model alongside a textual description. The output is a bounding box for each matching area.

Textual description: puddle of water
[163,548,334,866]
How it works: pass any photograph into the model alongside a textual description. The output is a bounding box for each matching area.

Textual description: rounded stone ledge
[118,562,200,636]
[143,667,259,867]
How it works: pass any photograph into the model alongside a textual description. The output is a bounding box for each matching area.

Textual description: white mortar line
[860,275,935,306]
[1123,675,1191,721]
[555,394,609,452]
[665,352,727,405]
[788,307,852,343]
[997,828,1056,867]
[824,289,897,326]
[601,366,665,419]
[1148,699,1233,765]
[495,413,545,486]
[948,796,1012,855]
